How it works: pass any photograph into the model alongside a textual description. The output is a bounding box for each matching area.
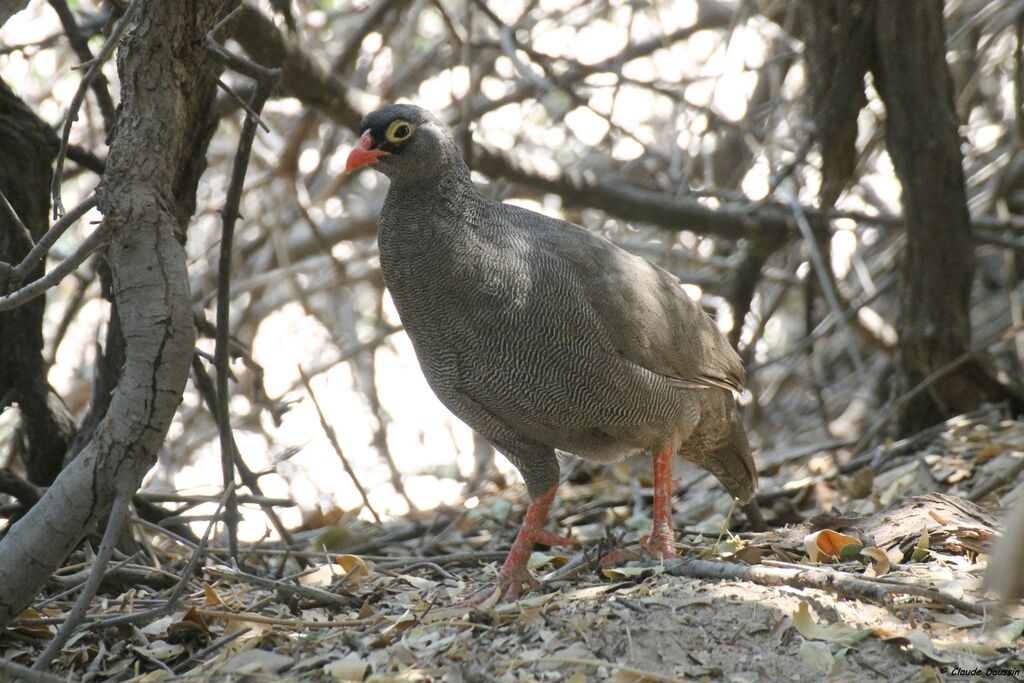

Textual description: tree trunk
[0,0,232,627]
[0,79,76,486]
[871,0,1014,434]
[801,0,1021,436]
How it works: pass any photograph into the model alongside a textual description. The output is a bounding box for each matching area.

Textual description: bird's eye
[385,120,415,143]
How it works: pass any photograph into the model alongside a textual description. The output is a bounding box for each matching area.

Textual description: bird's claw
[455,564,541,606]
[642,526,676,559]
[599,529,677,568]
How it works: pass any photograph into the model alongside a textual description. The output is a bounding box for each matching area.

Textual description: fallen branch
[204,565,361,609]
[666,558,987,615]
[93,483,234,629]
[0,658,63,683]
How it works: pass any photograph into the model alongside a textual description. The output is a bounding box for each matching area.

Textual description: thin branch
[666,558,987,616]
[298,364,382,523]
[92,482,234,629]
[9,193,97,287]
[205,5,282,562]
[215,77,271,133]
[45,255,97,368]
[204,566,360,609]
[170,627,251,675]
[0,187,34,247]
[32,492,130,672]
[136,491,296,508]
[0,659,63,683]
[0,225,108,313]
[0,470,43,509]
[46,0,117,127]
[189,355,302,553]
[51,0,139,218]
[784,185,868,377]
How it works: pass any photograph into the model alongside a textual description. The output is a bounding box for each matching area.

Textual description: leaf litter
[2,405,1024,681]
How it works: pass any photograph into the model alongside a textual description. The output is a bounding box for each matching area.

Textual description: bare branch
[0,224,107,312]
[46,0,116,127]
[51,0,139,218]
[206,4,282,562]
[298,365,382,524]
[0,186,33,246]
[8,193,97,287]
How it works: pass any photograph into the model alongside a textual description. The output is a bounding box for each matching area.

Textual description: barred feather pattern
[369,105,757,501]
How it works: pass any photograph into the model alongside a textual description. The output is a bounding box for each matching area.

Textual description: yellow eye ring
[385,120,415,143]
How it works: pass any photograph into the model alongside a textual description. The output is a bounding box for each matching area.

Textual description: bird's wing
[511,205,746,392]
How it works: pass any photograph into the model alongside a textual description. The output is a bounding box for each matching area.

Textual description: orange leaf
[804,529,862,563]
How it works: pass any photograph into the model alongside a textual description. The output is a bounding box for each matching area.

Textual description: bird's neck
[383,158,482,225]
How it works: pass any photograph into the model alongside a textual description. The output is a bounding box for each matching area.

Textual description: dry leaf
[799,640,833,674]
[337,554,371,584]
[861,546,891,577]
[181,607,210,633]
[803,529,862,563]
[11,608,55,640]
[528,552,568,571]
[204,583,228,607]
[134,640,185,661]
[325,655,371,681]
[730,545,766,564]
[912,528,931,561]
[792,602,872,646]
[217,648,293,674]
[897,631,955,664]
[140,614,175,637]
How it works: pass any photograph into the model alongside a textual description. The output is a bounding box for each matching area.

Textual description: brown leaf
[861,546,891,577]
[803,529,862,563]
[204,583,228,607]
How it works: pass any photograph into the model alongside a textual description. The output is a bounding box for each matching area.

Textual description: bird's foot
[454,562,542,606]
[599,527,677,568]
[533,528,576,546]
[642,522,677,559]
[455,486,565,606]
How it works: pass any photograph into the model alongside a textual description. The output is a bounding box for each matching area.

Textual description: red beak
[345,129,390,174]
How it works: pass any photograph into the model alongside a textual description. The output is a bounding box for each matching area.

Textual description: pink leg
[600,447,677,567]
[459,485,567,605]
[643,447,676,558]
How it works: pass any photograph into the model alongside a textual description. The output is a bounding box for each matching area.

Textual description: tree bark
[0,79,76,486]
[800,0,1021,436]
[0,0,232,627]
[871,0,1015,433]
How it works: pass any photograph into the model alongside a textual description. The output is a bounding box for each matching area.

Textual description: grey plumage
[357,103,756,503]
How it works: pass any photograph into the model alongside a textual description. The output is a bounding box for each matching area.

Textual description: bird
[346,103,758,602]
[983,497,1024,611]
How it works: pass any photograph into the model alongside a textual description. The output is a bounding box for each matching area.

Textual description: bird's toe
[533,528,576,546]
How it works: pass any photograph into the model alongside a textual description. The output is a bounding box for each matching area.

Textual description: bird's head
[345,104,462,183]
